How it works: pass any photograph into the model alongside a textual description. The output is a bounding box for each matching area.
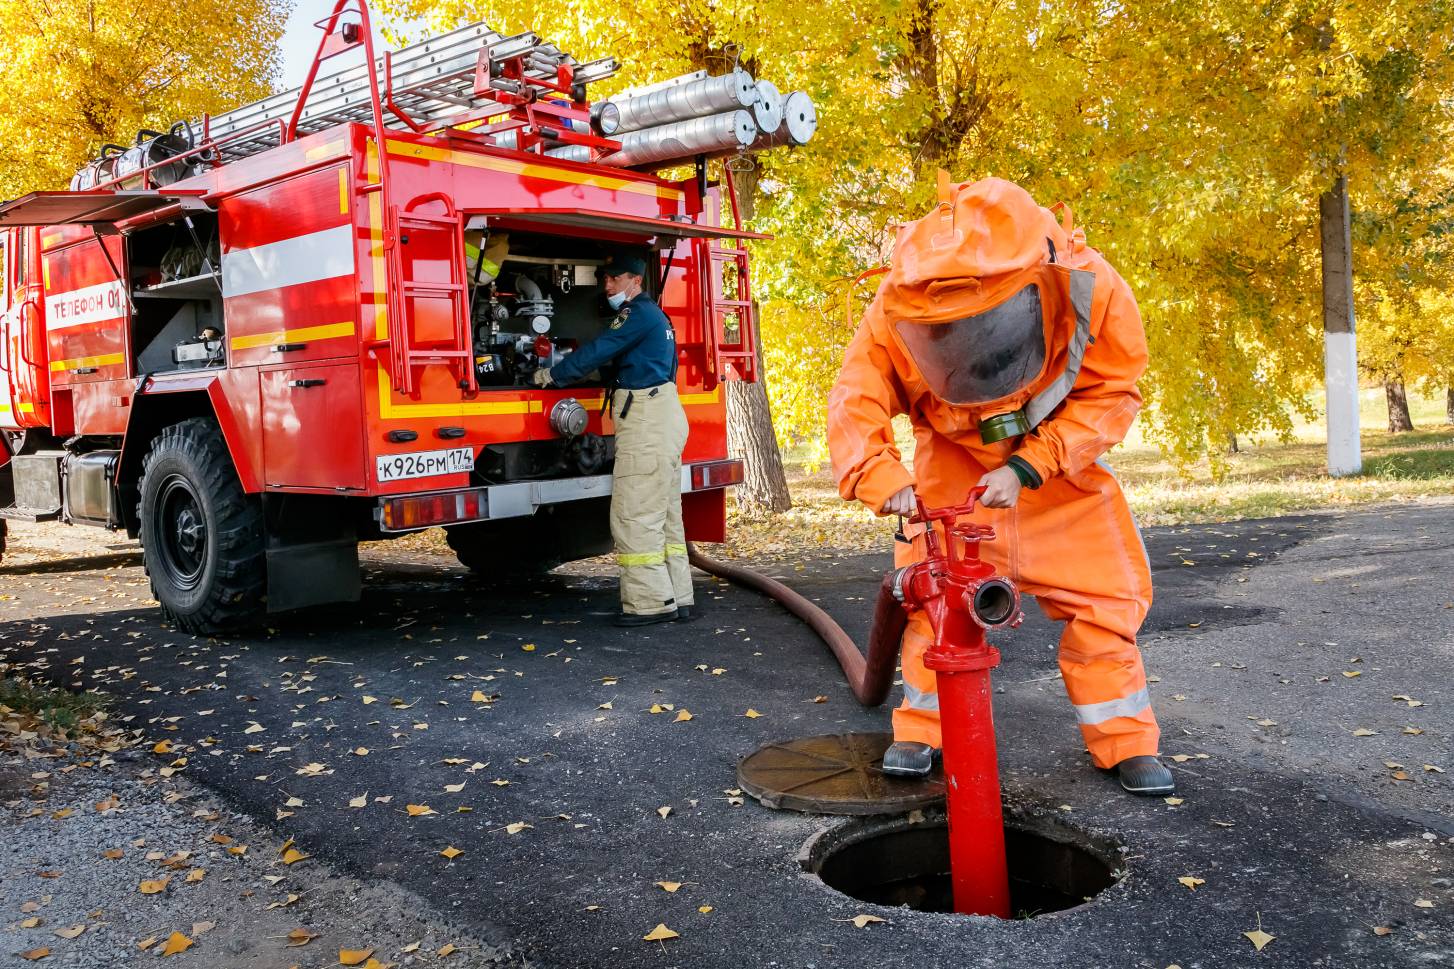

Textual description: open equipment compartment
[464,218,657,391]
[128,211,224,375]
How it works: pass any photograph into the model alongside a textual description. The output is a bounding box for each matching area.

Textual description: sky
[277,0,429,91]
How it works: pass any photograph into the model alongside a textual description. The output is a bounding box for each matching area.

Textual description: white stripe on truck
[222,223,356,298]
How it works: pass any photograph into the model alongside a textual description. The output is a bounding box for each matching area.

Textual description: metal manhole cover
[737,732,945,815]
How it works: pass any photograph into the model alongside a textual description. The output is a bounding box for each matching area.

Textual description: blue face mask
[607,291,628,310]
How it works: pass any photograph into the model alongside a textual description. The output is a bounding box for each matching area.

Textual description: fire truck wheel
[0,519,7,561]
[138,418,266,633]
[445,519,562,578]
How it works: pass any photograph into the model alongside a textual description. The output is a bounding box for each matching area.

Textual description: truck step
[0,505,62,523]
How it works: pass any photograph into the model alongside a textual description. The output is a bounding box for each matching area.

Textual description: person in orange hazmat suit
[827,174,1173,796]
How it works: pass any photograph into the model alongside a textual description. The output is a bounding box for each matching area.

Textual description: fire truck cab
[0,8,788,633]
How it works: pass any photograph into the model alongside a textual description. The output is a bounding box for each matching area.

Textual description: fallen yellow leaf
[339,948,375,966]
[655,881,682,893]
[698,905,713,913]
[1414,899,1435,908]
[1244,929,1275,951]
[101,848,124,860]
[1164,797,1184,806]
[744,709,762,719]
[1352,728,1377,737]
[286,927,317,947]
[406,804,436,817]
[19,947,49,961]
[138,877,170,895]
[186,868,206,883]
[153,740,173,754]
[441,846,463,859]
[674,709,693,722]
[504,822,533,835]
[444,782,465,793]
[642,924,679,942]
[160,932,194,956]
[438,942,458,956]
[850,914,886,928]
[281,848,309,865]
[657,806,672,819]
[1178,876,1205,890]
[1372,925,1394,936]
[53,925,85,939]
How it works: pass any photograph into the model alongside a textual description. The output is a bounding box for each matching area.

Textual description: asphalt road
[1,503,1451,968]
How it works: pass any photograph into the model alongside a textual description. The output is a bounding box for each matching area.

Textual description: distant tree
[0,0,288,198]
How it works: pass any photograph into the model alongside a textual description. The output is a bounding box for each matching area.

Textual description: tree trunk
[1384,378,1414,432]
[1447,386,1453,424]
[1225,432,1239,454]
[727,369,792,515]
[1319,177,1361,475]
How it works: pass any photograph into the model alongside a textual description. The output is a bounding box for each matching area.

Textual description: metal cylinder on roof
[545,144,594,164]
[752,80,784,136]
[750,90,817,150]
[598,70,757,136]
[598,110,758,168]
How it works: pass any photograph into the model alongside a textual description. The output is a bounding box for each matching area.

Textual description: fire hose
[684,544,907,707]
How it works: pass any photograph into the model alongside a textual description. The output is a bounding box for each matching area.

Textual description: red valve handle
[909,486,986,527]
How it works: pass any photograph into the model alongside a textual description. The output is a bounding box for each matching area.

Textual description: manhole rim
[797,805,1129,921]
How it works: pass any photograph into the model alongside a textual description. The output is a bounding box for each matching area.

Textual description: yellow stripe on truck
[385,139,685,202]
[50,353,124,372]
[230,321,356,352]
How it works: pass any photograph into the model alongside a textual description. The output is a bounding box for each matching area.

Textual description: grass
[0,676,109,736]
[722,387,1454,557]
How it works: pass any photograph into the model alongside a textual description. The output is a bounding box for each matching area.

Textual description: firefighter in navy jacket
[534,251,692,626]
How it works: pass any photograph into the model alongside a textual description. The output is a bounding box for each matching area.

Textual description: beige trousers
[611,382,692,615]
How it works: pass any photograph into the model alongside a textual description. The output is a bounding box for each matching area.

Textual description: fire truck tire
[445,519,562,578]
[138,418,266,633]
[0,519,7,561]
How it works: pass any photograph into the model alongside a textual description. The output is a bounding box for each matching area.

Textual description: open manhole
[800,809,1123,919]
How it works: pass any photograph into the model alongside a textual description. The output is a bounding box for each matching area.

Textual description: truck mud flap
[266,538,361,613]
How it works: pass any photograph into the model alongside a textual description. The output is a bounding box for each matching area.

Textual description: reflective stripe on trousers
[1073,686,1151,726]
[903,681,939,711]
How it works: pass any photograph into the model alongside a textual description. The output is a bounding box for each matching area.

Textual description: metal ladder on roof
[200,21,619,163]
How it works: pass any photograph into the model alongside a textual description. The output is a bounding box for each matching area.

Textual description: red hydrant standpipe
[892,487,1023,918]
[687,488,1023,918]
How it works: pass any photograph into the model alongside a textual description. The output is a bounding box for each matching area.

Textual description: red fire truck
[0,3,791,632]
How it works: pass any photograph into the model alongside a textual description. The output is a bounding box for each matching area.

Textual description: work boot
[676,605,699,622]
[881,741,938,779]
[613,609,678,628]
[1115,755,1175,796]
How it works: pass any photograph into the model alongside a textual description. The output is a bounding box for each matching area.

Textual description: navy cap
[601,251,647,278]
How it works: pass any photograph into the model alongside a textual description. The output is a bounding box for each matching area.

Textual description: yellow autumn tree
[379,0,1454,468]
[0,0,289,199]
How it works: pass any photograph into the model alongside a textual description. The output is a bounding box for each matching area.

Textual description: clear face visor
[893,284,1047,406]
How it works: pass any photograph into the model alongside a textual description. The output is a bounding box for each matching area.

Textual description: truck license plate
[376,447,475,483]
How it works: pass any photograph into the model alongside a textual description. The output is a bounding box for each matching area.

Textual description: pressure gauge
[530,316,551,334]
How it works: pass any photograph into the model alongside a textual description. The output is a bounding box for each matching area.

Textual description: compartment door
[260,363,365,490]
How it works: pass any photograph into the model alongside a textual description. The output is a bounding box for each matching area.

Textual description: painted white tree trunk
[1319,176,1362,477]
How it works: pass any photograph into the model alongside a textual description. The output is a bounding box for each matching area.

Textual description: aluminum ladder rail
[200,22,615,162]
